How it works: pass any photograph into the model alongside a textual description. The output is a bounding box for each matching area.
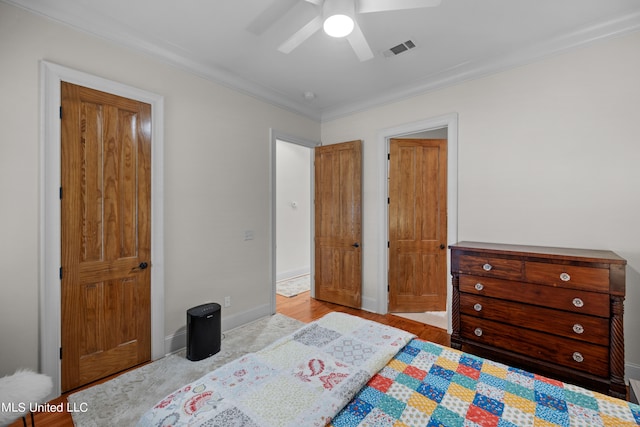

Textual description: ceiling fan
[249,0,442,62]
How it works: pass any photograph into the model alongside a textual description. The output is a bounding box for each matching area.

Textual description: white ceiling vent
[383,40,416,58]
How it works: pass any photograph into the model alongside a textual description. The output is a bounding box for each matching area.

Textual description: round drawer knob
[572,298,584,308]
[573,352,584,363]
[560,272,571,282]
[474,303,483,312]
[482,263,492,271]
[474,328,483,337]
[474,283,484,291]
[573,324,584,334]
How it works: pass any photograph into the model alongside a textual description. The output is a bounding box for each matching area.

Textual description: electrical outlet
[224,296,231,307]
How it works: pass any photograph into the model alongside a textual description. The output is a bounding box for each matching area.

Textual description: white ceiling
[7,0,640,121]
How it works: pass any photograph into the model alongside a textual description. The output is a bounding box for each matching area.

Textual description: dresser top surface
[450,241,626,265]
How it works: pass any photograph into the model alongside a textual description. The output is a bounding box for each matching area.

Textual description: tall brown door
[388,138,447,312]
[314,140,362,309]
[61,82,152,392]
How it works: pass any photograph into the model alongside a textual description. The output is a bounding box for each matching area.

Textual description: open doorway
[269,131,320,314]
[275,140,312,301]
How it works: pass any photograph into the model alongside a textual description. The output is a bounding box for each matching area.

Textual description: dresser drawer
[460,294,609,345]
[459,275,610,317]
[460,315,609,377]
[525,261,610,292]
[456,254,523,280]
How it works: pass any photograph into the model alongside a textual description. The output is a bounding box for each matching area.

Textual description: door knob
[352,243,360,248]
[138,262,148,270]
[440,244,445,249]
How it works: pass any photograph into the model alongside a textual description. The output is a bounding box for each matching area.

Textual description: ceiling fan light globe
[323,14,354,38]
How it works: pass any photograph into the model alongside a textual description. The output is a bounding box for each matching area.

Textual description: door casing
[375,114,459,331]
[40,61,165,398]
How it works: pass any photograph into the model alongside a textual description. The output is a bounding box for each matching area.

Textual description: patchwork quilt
[137,312,414,427]
[330,339,640,427]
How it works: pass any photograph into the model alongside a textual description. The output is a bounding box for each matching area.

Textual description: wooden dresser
[450,241,627,398]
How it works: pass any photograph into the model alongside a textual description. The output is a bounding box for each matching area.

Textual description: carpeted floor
[276,274,310,297]
[68,313,304,426]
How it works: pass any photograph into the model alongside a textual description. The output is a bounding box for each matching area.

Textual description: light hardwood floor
[8,292,449,427]
[276,291,450,345]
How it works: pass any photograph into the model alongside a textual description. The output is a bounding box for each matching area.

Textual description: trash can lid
[187,302,221,316]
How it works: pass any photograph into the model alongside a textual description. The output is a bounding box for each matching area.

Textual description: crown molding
[6,0,639,124]
[3,0,323,122]
[320,10,640,122]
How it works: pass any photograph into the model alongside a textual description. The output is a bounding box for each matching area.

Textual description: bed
[138,312,640,427]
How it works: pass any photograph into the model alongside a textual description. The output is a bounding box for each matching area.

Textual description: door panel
[314,140,362,309]
[389,139,447,312]
[61,82,151,391]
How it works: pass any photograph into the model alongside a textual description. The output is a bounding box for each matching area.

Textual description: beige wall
[0,2,320,376]
[321,31,640,379]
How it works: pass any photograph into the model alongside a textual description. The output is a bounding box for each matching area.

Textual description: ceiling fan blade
[247,0,300,36]
[278,15,323,54]
[357,0,441,14]
[347,21,374,62]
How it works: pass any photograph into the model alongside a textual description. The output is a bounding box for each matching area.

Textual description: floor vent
[383,40,416,58]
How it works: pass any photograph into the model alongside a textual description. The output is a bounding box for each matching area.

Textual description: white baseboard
[360,296,378,313]
[163,303,273,355]
[276,268,310,282]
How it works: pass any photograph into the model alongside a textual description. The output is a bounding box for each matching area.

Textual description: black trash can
[186,302,221,361]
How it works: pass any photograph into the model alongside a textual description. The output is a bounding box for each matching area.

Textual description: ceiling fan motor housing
[323,0,355,22]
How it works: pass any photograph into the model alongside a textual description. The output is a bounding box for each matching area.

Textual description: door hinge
[59,347,62,360]
[59,267,63,280]
[59,106,62,119]
[387,241,390,248]
[387,197,390,204]
[387,153,390,160]
[387,285,390,292]
[59,187,63,200]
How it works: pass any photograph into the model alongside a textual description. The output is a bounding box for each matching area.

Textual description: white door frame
[376,113,458,332]
[269,130,320,314]
[40,61,165,398]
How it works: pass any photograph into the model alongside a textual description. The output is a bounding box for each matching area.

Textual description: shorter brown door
[314,140,362,309]
[388,138,447,312]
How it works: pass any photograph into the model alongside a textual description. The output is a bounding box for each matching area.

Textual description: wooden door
[388,138,447,312]
[61,82,152,392]
[314,140,362,308]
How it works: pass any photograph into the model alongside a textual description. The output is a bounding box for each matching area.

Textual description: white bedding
[138,312,415,427]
